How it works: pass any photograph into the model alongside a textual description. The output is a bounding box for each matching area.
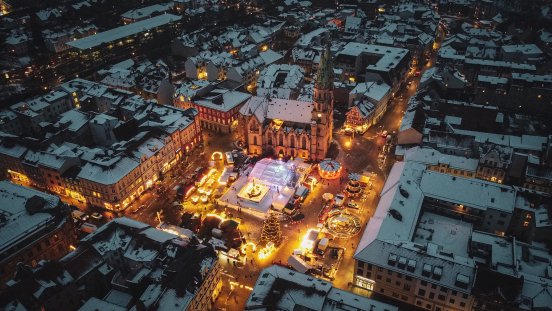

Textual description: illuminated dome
[318,159,341,180]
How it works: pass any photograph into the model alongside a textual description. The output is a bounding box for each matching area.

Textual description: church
[239,46,334,161]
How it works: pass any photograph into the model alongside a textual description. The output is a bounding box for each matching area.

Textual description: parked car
[91,212,103,220]
[347,202,359,209]
[334,193,345,207]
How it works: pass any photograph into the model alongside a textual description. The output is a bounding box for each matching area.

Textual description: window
[386,278,391,283]
[452,290,457,296]
[418,289,426,296]
[429,292,435,299]
[498,220,505,225]
[431,284,437,289]
[367,264,372,270]
[395,281,401,286]
[421,280,427,286]
[460,302,466,307]
[357,268,364,276]
[462,294,468,299]
[403,284,411,291]
[397,273,402,279]
[405,276,412,281]
[449,298,455,304]
[440,287,448,293]
[438,294,445,301]
[401,295,408,301]
[387,270,393,275]
[301,136,307,149]
[377,275,382,280]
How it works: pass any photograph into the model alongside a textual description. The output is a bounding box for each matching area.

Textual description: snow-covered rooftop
[67,14,182,50]
[247,265,398,311]
[0,181,62,256]
[338,42,409,72]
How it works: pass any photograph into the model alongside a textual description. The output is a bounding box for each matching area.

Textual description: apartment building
[248,265,398,311]
[2,218,221,311]
[0,181,77,290]
[0,79,202,211]
[353,157,543,310]
[334,42,410,92]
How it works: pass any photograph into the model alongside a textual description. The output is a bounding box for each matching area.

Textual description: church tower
[311,43,334,160]
[313,43,334,113]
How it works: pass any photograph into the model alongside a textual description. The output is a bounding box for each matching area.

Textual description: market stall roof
[319,159,341,173]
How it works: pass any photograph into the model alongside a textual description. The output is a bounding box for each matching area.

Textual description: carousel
[345,173,362,198]
[318,159,342,180]
[325,210,362,238]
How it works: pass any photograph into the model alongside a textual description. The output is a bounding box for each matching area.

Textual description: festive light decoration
[260,212,282,246]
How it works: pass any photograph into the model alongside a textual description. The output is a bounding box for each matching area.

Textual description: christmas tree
[260,212,282,246]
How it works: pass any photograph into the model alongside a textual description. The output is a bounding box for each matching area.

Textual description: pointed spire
[315,41,334,90]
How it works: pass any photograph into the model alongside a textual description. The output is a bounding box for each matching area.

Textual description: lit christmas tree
[260,212,282,246]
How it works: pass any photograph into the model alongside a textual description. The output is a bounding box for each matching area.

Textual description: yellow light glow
[258,242,276,260]
[241,241,257,254]
[348,76,356,83]
[345,140,351,148]
[261,45,269,51]
[198,70,208,80]
[258,247,274,260]
[378,7,385,13]
[211,151,224,161]
[69,245,76,251]
[300,228,318,251]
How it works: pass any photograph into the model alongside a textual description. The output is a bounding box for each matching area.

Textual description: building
[66,14,182,65]
[0,181,77,290]
[0,79,202,211]
[174,80,251,133]
[121,3,172,24]
[404,146,478,178]
[238,45,334,161]
[246,265,398,311]
[476,143,513,184]
[188,88,251,133]
[42,24,98,54]
[523,163,552,193]
[353,158,543,310]
[2,217,222,311]
[256,64,305,100]
[334,42,410,92]
[345,81,392,131]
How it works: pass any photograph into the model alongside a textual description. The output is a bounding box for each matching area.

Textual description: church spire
[315,42,334,90]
